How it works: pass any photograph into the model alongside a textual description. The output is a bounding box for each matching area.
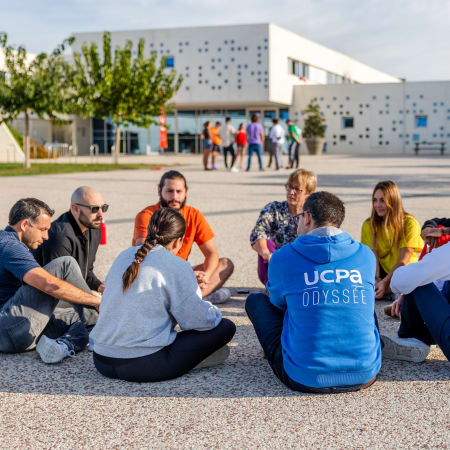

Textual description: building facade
[6,24,446,157]
[71,23,401,155]
[292,81,450,154]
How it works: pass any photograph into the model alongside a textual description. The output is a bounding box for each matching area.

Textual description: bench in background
[414,142,446,155]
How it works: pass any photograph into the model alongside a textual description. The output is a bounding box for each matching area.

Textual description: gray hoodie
[90,245,222,358]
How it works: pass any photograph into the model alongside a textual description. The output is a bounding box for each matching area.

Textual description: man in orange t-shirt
[133,170,234,303]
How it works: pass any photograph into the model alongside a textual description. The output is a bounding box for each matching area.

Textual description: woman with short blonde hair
[250,168,317,285]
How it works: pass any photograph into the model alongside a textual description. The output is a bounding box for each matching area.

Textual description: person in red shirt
[235,123,247,170]
[133,170,234,304]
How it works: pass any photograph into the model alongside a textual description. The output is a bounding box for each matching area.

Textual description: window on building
[415,115,427,128]
[342,117,354,129]
[288,58,309,79]
[165,56,175,68]
[279,109,289,120]
[339,135,346,141]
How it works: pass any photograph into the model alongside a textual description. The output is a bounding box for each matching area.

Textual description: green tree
[0,33,70,168]
[303,98,326,139]
[67,32,183,164]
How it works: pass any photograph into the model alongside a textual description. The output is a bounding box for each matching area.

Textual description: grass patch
[0,163,169,177]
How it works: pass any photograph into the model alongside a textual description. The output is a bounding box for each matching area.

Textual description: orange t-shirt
[210,127,222,146]
[132,203,215,260]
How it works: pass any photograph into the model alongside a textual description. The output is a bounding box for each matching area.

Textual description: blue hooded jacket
[267,229,381,388]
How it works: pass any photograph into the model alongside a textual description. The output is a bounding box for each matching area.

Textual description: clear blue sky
[2,0,449,81]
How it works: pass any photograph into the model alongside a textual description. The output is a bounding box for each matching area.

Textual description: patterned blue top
[250,201,298,250]
[0,226,40,304]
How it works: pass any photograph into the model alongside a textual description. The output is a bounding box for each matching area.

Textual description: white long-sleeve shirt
[390,242,450,294]
[269,124,285,144]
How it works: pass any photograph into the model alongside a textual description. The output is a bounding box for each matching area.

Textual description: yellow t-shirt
[361,214,424,274]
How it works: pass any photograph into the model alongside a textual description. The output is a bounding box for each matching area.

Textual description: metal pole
[146,126,151,154]
[174,109,179,154]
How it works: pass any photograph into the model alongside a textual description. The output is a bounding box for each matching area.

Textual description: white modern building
[292,81,450,154]
[70,23,405,155]
[3,24,448,157]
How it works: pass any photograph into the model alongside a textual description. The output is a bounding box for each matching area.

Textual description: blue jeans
[0,256,96,353]
[247,143,263,170]
[398,282,450,360]
[245,293,377,393]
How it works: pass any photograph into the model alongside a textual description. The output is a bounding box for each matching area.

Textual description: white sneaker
[194,345,230,369]
[36,336,75,364]
[204,287,231,304]
[230,167,239,173]
[381,335,430,363]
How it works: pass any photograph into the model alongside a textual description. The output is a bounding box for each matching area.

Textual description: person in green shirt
[286,119,302,169]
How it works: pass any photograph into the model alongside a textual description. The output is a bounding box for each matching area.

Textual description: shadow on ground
[0,295,447,400]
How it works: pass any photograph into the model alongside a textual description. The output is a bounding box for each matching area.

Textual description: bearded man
[132,170,234,304]
[34,186,107,294]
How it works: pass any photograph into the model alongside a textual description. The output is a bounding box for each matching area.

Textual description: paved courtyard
[0,153,449,448]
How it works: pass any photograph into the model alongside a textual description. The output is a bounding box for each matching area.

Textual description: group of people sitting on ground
[200,115,302,172]
[0,169,448,393]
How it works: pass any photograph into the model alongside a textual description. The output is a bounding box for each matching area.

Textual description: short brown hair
[303,191,345,228]
[287,169,317,194]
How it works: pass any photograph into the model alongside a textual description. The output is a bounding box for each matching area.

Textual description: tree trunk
[71,116,77,155]
[113,122,121,165]
[24,110,31,169]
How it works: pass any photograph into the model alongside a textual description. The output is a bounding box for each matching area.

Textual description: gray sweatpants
[0,256,98,353]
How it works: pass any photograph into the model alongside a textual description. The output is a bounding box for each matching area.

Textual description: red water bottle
[100,221,107,245]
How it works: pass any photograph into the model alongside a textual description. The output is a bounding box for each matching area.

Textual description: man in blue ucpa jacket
[246,191,381,393]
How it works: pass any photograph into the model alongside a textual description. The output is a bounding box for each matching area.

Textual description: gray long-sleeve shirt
[90,245,222,358]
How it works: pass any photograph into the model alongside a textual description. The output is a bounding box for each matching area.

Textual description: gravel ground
[0,153,449,448]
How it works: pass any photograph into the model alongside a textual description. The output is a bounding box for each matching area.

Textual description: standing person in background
[201,121,212,171]
[210,121,222,170]
[286,119,302,169]
[361,180,423,300]
[219,117,238,172]
[268,118,285,171]
[267,120,275,169]
[246,114,264,172]
[235,123,247,170]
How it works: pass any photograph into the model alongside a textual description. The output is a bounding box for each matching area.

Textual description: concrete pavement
[0,153,448,448]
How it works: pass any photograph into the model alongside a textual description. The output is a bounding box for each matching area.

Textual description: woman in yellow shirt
[361,180,423,299]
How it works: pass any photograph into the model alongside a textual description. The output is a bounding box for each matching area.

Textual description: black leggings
[223,145,236,168]
[93,319,236,382]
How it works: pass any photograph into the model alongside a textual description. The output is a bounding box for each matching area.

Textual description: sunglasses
[75,203,109,213]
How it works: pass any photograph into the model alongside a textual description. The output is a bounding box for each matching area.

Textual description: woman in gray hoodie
[91,207,236,382]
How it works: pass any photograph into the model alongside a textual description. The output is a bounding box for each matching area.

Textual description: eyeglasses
[284,183,303,194]
[75,203,109,213]
[292,210,314,223]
